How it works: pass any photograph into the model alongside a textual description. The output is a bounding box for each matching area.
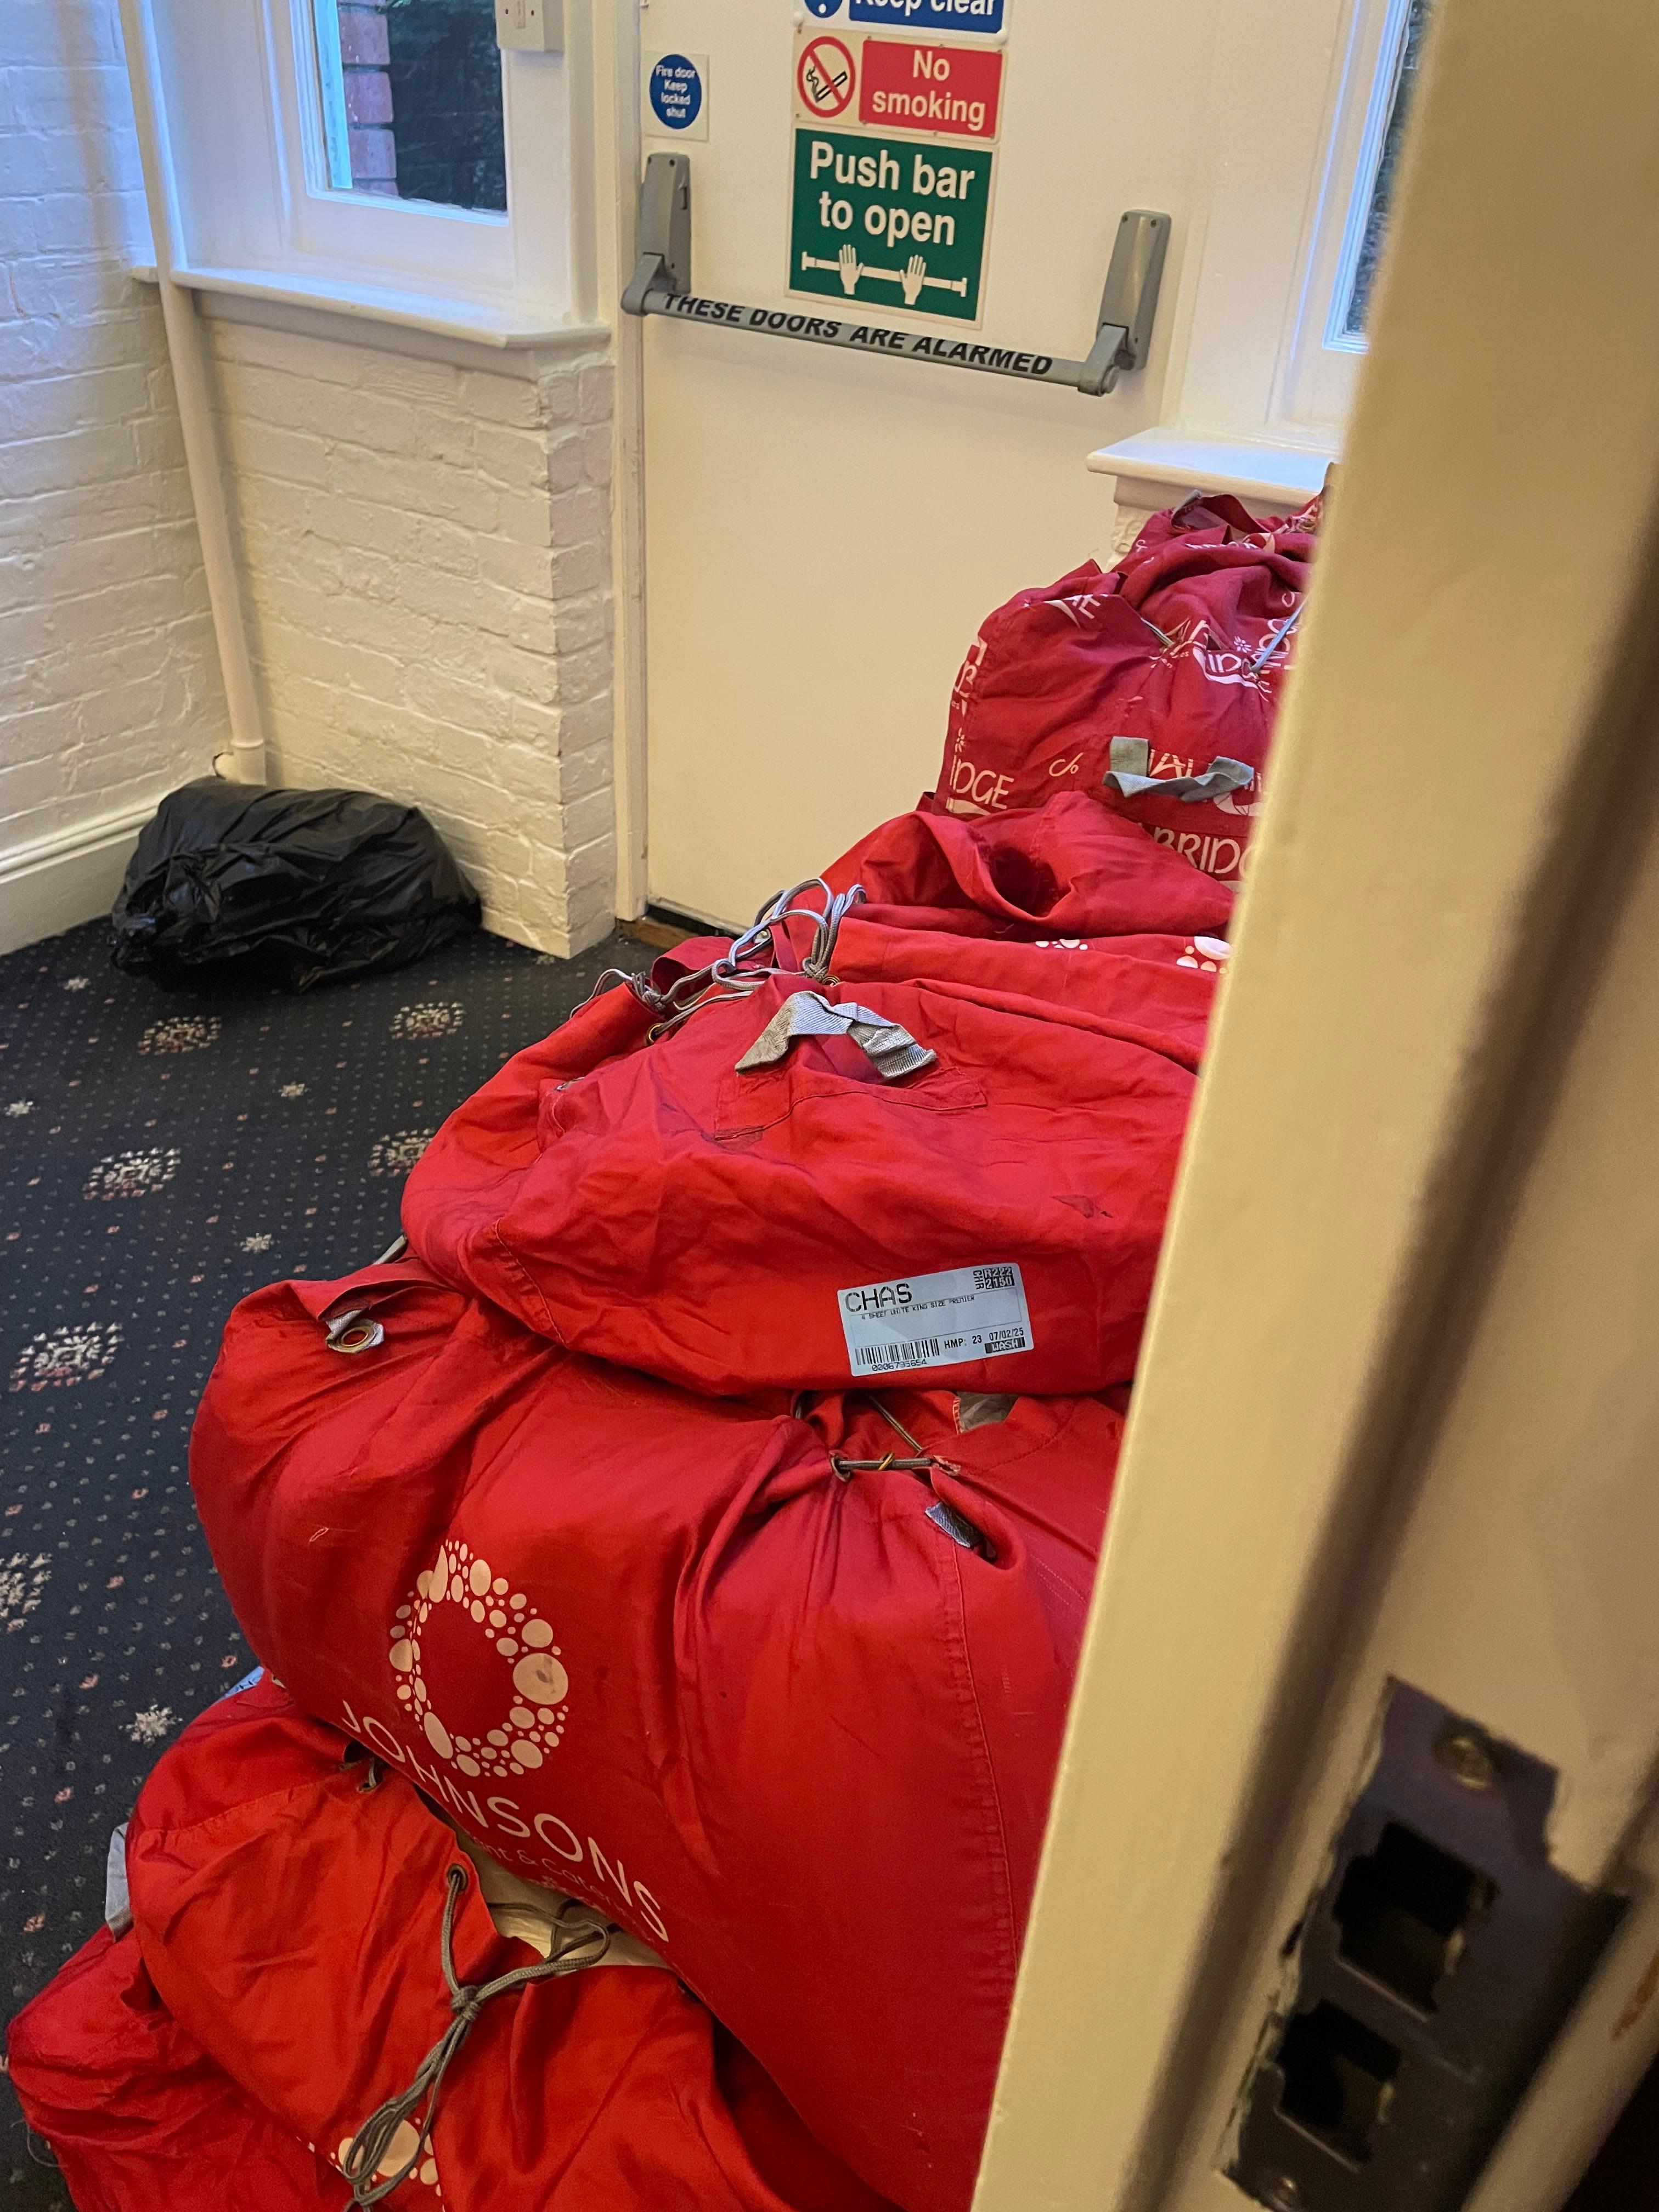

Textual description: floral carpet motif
[1,912,628,2201]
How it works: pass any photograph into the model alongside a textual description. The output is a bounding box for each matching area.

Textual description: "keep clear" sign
[838,0,1006,31]
[789,128,994,322]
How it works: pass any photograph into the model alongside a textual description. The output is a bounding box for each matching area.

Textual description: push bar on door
[620,153,1170,399]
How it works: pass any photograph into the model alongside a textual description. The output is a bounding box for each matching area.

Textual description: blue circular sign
[804,0,843,16]
[648,52,703,132]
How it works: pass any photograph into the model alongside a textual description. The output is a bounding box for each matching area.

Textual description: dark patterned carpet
[3,913,1653,2211]
[0,912,633,2205]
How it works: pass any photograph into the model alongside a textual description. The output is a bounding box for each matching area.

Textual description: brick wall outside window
[338,0,398,197]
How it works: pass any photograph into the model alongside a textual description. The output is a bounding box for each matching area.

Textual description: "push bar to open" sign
[790,130,994,323]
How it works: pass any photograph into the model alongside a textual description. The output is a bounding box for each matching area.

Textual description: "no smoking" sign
[797,35,857,120]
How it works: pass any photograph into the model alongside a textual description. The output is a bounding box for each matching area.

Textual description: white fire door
[622,0,1346,926]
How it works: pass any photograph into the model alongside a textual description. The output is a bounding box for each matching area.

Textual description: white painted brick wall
[1,0,616,957]
[0,0,227,858]
[210,315,617,957]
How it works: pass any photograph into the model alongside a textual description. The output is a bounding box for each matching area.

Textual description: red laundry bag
[404,969,1198,1397]
[822,793,1233,940]
[781,911,1228,1072]
[1091,494,1318,881]
[650,919,1231,1039]
[937,493,1319,881]
[939,558,1156,819]
[5,1922,347,2212]
[573,898,1228,1090]
[122,1682,895,2212]
[190,1283,1123,2212]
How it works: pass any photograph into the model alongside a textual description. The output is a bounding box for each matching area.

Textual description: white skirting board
[0,800,161,958]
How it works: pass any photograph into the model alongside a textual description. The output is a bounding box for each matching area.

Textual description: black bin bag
[111,780,481,992]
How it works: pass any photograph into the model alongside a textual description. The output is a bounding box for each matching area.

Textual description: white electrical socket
[496,0,563,52]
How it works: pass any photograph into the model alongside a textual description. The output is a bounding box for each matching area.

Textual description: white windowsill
[131,261,608,369]
[1088,428,1338,514]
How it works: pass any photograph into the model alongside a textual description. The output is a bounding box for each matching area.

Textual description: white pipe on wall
[115,0,268,786]
[593,0,650,919]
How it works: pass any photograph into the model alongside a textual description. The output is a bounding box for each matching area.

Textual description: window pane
[1342,0,1432,337]
[317,0,507,213]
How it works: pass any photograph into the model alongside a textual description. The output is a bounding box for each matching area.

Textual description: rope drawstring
[342,1866,610,2206]
[830,1451,939,1483]
[866,1397,927,1457]
[582,963,660,1009]
[1249,601,1305,674]
[837,1398,996,1558]
[581,880,867,1046]
[645,878,866,1042]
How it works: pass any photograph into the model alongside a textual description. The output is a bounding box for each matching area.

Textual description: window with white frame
[133,0,585,336]
[1334,0,1434,340]
[1278,0,1436,430]
[1101,0,1439,501]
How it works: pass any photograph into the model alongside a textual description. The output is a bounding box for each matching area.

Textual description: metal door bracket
[620,150,692,316]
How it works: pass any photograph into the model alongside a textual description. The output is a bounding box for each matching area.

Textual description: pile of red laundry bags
[8,490,1317,2212]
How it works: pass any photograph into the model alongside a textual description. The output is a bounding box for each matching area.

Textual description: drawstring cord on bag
[831,1398,997,1559]
[581,878,866,1044]
[830,1451,939,1484]
[646,877,867,1040]
[867,1398,927,1457]
[1249,601,1304,674]
[1132,600,1303,673]
[342,1865,610,2206]
[831,1396,933,1484]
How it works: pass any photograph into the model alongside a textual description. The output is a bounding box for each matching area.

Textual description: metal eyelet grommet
[325,1311,385,1356]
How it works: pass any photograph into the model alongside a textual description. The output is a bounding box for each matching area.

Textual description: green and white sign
[789,127,992,324]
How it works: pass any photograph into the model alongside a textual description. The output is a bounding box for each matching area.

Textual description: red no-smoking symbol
[798,36,856,119]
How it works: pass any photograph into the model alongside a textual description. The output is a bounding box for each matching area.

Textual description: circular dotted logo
[1177,936,1232,972]
[388,1538,568,1781]
[336,2125,441,2198]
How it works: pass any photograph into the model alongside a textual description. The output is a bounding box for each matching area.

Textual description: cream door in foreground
[977,4,1659,2211]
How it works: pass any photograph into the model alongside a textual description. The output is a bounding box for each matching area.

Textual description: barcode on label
[973,1265,1017,1291]
[853,1337,943,1373]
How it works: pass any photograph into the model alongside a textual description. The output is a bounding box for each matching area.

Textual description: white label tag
[837,1263,1034,1376]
